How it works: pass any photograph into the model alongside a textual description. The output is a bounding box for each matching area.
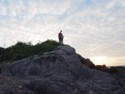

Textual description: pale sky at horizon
[0,0,125,66]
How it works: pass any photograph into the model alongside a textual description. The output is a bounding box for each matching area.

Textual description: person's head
[60,30,62,33]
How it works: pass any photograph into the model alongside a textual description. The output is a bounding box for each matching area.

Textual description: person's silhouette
[58,30,64,45]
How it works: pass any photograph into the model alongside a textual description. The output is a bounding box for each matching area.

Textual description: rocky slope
[0,45,125,94]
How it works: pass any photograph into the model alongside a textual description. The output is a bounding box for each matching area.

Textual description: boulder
[0,45,124,94]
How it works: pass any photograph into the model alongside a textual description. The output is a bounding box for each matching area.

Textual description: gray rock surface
[0,45,125,94]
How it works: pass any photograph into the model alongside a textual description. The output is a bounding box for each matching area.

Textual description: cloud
[0,2,7,15]
[0,0,125,66]
[91,56,125,66]
[61,0,125,56]
[36,0,71,15]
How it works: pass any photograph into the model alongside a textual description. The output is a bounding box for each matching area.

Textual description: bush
[0,40,59,63]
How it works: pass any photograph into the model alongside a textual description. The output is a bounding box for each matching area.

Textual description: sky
[0,0,125,66]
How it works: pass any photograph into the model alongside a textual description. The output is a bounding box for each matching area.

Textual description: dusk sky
[0,0,125,66]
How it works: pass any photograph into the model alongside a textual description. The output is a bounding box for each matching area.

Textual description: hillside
[0,41,125,94]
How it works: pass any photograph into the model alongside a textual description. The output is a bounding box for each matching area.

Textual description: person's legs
[59,38,63,45]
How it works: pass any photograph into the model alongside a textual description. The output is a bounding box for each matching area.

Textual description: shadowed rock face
[0,45,125,94]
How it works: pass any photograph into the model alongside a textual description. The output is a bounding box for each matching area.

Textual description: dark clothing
[58,32,63,40]
[58,32,64,45]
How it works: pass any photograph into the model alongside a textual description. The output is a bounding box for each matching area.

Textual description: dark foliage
[109,67,119,73]
[77,54,95,68]
[0,40,59,63]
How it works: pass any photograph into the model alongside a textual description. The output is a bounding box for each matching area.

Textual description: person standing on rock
[58,30,64,45]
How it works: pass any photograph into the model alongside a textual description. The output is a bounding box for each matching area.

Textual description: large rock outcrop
[0,45,125,94]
